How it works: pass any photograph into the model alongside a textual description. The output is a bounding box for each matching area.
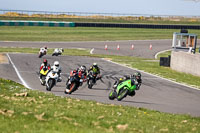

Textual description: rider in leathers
[39,46,48,55]
[50,61,62,82]
[88,63,101,83]
[39,59,51,80]
[77,65,87,85]
[113,72,142,90]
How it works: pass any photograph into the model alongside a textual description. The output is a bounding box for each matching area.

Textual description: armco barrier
[0,20,75,27]
[75,22,200,29]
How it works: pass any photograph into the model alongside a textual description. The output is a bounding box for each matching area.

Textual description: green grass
[0,47,90,56]
[1,16,200,25]
[0,78,200,133]
[157,51,172,59]
[1,26,200,41]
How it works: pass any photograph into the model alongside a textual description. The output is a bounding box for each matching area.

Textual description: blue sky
[1,0,200,16]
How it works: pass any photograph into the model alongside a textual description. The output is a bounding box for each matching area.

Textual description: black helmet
[134,72,141,80]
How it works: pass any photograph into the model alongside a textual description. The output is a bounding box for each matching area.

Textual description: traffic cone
[117,45,120,50]
[105,45,108,50]
[131,44,134,50]
[149,44,152,50]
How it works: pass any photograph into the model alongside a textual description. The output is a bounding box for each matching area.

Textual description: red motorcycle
[65,70,86,94]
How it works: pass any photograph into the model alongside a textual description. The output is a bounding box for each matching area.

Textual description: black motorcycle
[87,71,97,89]
[87,71,102,89]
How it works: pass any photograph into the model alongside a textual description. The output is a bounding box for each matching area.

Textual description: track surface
[0,40,172,58]
[1,40,200,117]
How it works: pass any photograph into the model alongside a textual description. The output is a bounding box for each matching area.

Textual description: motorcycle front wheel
[38,53,43,58]
[117,89,129,101]
[46,79,54,91]
[108,90,116,100]
[88,79,93,89]
[68,82,78,94]
[41,76,46,85]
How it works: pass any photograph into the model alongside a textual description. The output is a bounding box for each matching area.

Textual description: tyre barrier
[0,20,75,27]
[1,20,200,29]
[75,22,200,29]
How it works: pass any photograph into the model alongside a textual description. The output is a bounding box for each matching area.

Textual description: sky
[1,0,200,16]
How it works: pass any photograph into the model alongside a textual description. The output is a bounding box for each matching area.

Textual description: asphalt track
[1,40,200,117]
[0,40,172,58]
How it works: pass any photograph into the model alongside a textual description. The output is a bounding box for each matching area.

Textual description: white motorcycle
[38,48,47,58]
[45,70,59,91]
[52,48,64,56]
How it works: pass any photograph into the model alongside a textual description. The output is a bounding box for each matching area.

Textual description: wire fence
[0,9,200,23]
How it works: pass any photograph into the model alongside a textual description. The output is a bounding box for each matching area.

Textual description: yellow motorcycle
[39,68,49,85]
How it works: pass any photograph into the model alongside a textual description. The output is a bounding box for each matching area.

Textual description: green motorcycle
[109,79,137,101]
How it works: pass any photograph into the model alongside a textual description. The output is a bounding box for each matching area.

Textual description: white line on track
[102,58,200,91]
[7,53,32,89]
[90,48,94,54]
[155,49,172,59]
[0,39,172,43]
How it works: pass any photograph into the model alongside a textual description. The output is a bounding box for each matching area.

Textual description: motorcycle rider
[67,65,87,83]
[77,65,87,84]
[88,63,101,82]
[113,72,142,90]
[52,48,64,56]
[65,65,87,92]
[40,59,51,71]
[50,61,62,82]
[39,46,48,55]
[39,59,51,80]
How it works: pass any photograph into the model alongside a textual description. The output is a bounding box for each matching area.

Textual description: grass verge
[0,47,90,56]
[1,26,200,41]
[0,78,200,133]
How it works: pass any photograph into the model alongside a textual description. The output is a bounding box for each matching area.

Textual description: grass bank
[1,26,200,42]
[0,78,200,133]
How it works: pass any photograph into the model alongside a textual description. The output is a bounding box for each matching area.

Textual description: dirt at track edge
[0,54,9,64]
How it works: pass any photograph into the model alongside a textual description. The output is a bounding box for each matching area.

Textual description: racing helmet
[93,63,98,68]
[54,61,59,67]
[80,65,86,72]
[43,59,48,65]
[133,72,141,80]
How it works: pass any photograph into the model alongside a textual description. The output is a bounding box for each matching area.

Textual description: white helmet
[93,63,97,67]
[54,61,59,67]
[80,65,86,72]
